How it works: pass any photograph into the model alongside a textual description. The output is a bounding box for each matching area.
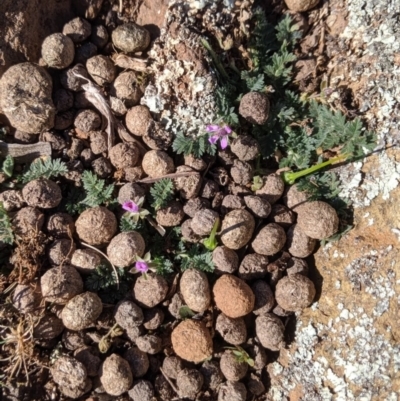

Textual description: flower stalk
[282,154,349,185]
[203,218,220,251]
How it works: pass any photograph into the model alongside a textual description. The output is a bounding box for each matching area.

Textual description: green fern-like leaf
[177,244,214,273]
[0,202,14,245]
[150,178,175,211]
[1,155,14,178]
[152,256,174,276]
[241,71,265,92]
[22,158,68,183]
[85,264,131,304]
[172,132,216,158]
[80,171,115,208]
[119,215,144,232]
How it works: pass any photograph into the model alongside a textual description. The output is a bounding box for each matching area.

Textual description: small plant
[119,214,145,232]
[122,198,150,223]
[150,178,175,211]
[98,323,124,353]
[251,175,264,191]
[21,158,68,183]
[0,202,14,245]
[130,252,174,277]
[225,346,255,367]
[179,305,196,319]
[206,125,233,150]
[80,171,115,208]
[85,263,132,303]
[1,155,14,178]
[203,218,220,251]
[0,316,36,383]
[172,131,216,158]
[177,244,214,273]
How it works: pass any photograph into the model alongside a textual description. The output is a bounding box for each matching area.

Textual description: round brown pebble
[41,265,83,305]
[213,275,255,318]
[46,213,75,238]
[0,63,55,133]
[0,190,24,212]
[63,17,92,42]
[143,307,164,330]
[200,360,224,391]
[71,249,102,275]
[125,105,152,136]
[174,166,202,199]
[218,381,247,401]
[255,313,285,351]
[212,246,239,274]
[12,283,42,313]
[91,25,109,48]
[177,368,204,399]
[252,223,286,256]
[191,208,219,236]
[128,380,154,401]
[244,195,271,218]
[286,224,317,258]
[109,142,140,169]
[295,201,339,239]
[112,71,142,107]
[156,201,185,227]
[251,280,275,315]
[162,356,185,379]
[230,159,253,185]
[284,0,319,12]
[47,239,76,265]
[75,206,117,246]
[118,182,146,204]
[12,207,44,236]
[112,23,151,53]
[51,356,88,399]
[275,274,316,311]
[86,55,116,86]
[171,319,213,363]
[133,273,169,308]
[136,334,162,354]
[41,33,75,69]
[283,183,309,210]
[255,173,285,204]
[22,178,61,209]
[62,292,103,331]
[238,253,269,280]
[220,209,255,250]
[216,313,247,345]
[100,354,133,396]
[124,347,149,377]
[74,109,101,133]
[239,92,270,125]
[142,150,175,178]
[268,204,296,228]
[220,350,248,381]
[180,269,211,312]
[230,135,260,161]
[107,231,145,267]
[114,300,144,330]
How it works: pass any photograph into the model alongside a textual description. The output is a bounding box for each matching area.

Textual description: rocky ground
[0,0,399,400]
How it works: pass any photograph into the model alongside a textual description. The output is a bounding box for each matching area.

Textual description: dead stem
[138,171,199,184]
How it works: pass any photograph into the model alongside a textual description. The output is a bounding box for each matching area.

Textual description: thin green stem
[282,154,349,185]
[203,218,220,251]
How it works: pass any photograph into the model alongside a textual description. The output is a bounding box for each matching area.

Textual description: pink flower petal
[135,261,149,273]
[122,201,139,213]
[208,135,219,145]
[223,125,232,134]
[206,124,220,132]
[220,136,229,150]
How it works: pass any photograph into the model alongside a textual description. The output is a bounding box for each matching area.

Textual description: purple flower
[206,124,232,150]
[135,261,149,273]
[122,201,139,213]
